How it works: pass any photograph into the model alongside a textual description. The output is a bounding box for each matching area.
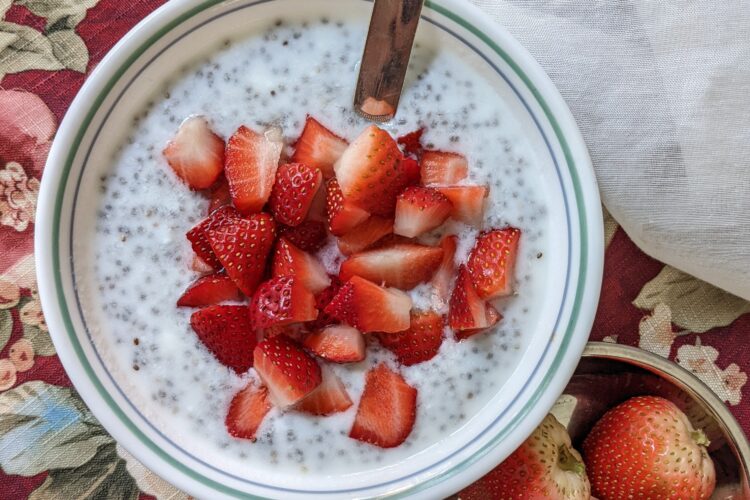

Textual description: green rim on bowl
[44,0,599,497]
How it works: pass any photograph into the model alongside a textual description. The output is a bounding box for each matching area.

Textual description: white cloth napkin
[469,0,750,300]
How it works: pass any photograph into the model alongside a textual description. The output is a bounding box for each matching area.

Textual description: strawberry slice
[307,277,342,330]
[278,220,327,252]
[339,243,444,290]
[191,255,215,274]
[432,235,458,304]
[190,305,257,373]
[337,216,393,255]
[324,276,411,333]
[401,156,421,187]
[393,186,453,238]
[207,176,231,214]
[448,265,502,338]
[436,186,488,226]
[467,227,521,299]
[250,276,318,329]
[224,125,283,214]
[305,181,328,222]
[334,125,410,216]
[225,382,272,440]
[349,364,417,448]
[186,206,241,271]
[269,162,323,226]
[377,310,444,366]
[397,128,424,158]
[420,151,469,186]
[272,237,331,294]
[253,334,322,408]
[177,272,241,307]
[205,212,276,296]
[303,325,366,363]
[163,116,225,190]
[291,116,348,179]
[295,365,352,416]
[325,177,370,236]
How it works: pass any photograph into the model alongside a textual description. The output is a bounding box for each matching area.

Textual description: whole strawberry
[458,414,590,499]
[583,395,715,500]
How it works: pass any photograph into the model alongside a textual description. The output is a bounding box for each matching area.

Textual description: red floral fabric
[0,1,746,498]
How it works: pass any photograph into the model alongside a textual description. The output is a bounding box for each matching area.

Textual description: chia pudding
[77,17,549,477]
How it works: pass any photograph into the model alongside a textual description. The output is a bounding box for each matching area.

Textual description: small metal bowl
[556,342,750,499]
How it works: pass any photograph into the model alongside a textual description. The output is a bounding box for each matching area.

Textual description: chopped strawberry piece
[205,212,276,295]
[337,216,393,255]
[190,305,257,373]
[250,276,318,329]
[272,237,331,294]
[436,186,488,226]
[420,151,469,186]
[253,334,322,408]
[295,365,352,416]
[257,323,307,342]
[349,364,417,448]
[432,235,458,304]
[397,128,424,158]
[269,162,323,226]
[448,266,501,337]
[177,272,241,307]
[324,276,411,333]
[378,311,444,366]
[224,125,283,214]
[163,116,225,189]
[191,255,215,274]
[401,156,421,187]
[291,116,348,179]
[207,176,232,214]
[186,206,241,271]
[307,277,342,330]
[225,382,272,440]
[393,186,453,237]
[303,325,366,363]
[339,242,444,290]
[467,227,521,299]
[305,180,328,222]
[278,220,328,252]
[334,125,411,216]
[325,177,370,236]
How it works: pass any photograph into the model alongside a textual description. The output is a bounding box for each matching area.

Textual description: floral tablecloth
[1,1,748,498]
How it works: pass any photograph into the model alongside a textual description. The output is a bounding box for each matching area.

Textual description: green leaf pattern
[0,0,100,79]
[0,309,11,352]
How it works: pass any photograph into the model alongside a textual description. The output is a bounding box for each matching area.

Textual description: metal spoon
[354,0,425,122]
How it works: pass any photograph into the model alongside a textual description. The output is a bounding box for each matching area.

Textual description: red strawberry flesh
[278,220,328,252]
[205,212,276,296]
[250,276,318,329]
[432,235,458,305]
[324,276,412,333]
[190,305,256,373]
[272,237,330,294]
[295,365,352,416]
[334,125,409,216]
[349,364,417,448]
[163,116,225,190]
[420,150,468,186]
[325,177,370,236]
[303,325,366,363]
[339,242,444,290]
[253,335,322,408]
[449,265,502,336]
[177,272,241,307]
[269,162,323,226]
[224,125,283,214]
[291,116,348,179]
[436,185,488,226]
[337,216,394,255]
[393,186,453,238]
[225,382,272,440]
[186,205,241,271]
[467,227,521,299]
[378,310,444,366]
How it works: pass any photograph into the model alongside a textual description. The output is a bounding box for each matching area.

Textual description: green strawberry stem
[691,429,711,448]
[557,445,585,475]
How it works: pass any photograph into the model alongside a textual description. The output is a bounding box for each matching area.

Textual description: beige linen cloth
[469,0,750,300]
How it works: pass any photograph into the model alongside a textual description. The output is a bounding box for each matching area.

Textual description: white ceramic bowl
[35,0,603,498]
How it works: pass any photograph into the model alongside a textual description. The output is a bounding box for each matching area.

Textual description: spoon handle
[354,0,424,122]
